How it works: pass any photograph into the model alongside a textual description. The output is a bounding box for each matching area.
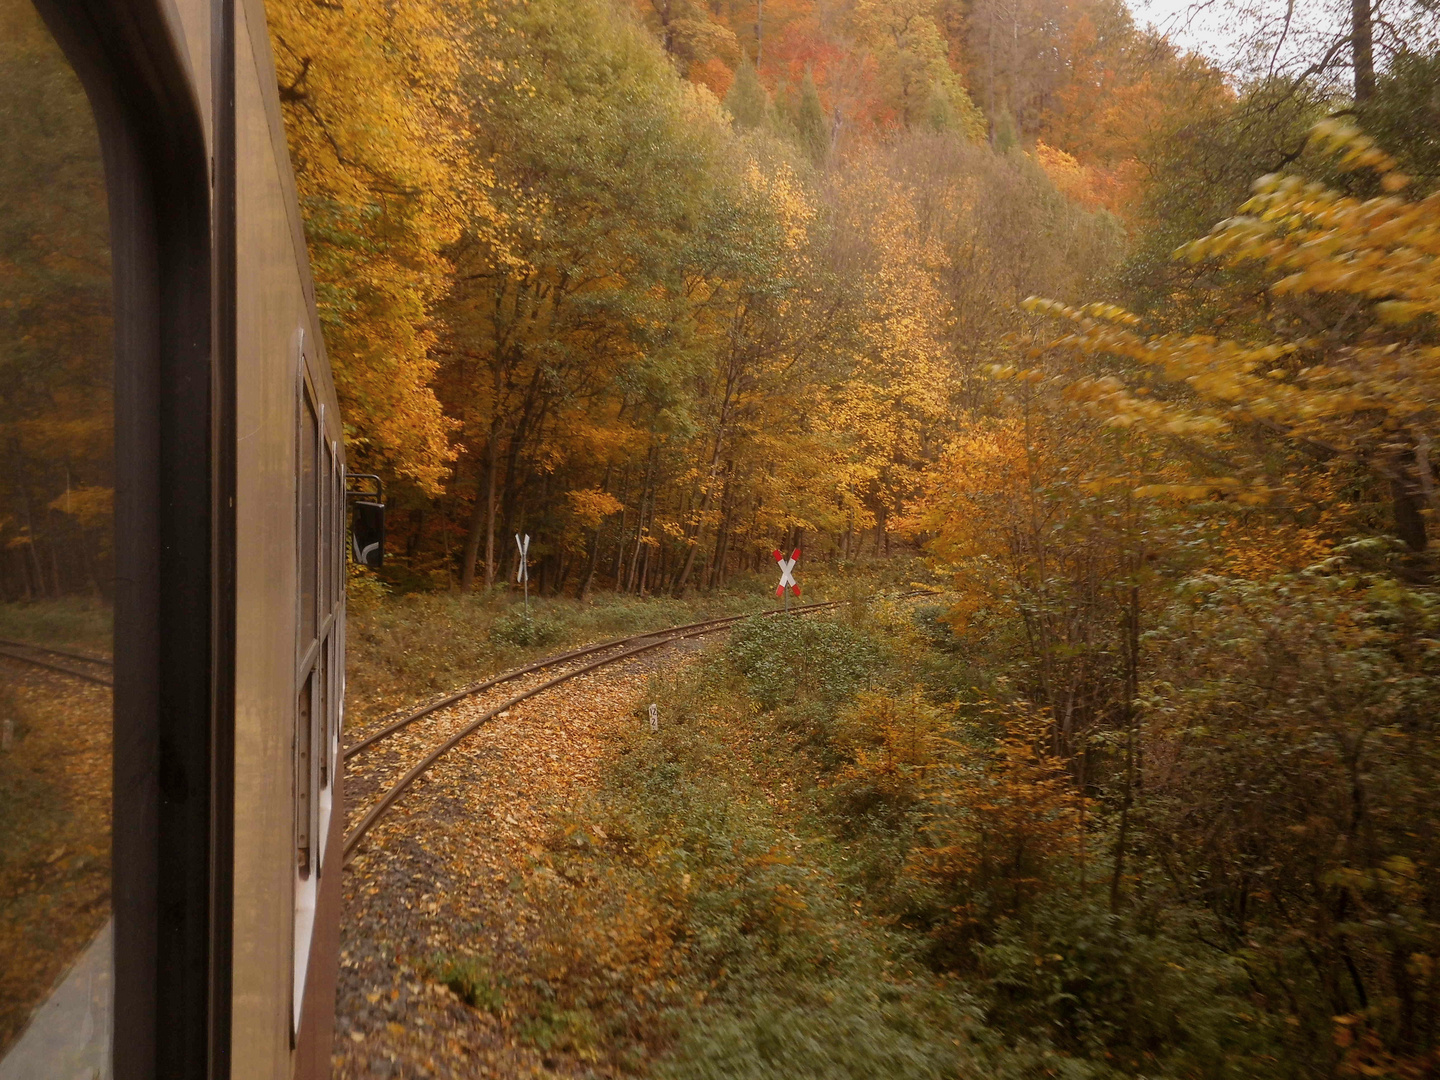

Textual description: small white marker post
[772,547,800,613]
[515,532,530,617]
[648,703,659,732]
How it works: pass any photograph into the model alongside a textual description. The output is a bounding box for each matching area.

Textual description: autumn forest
[4,0,1440,1073]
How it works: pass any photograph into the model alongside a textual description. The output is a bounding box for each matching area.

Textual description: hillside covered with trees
[5,0,1438,1072]
[286,0,1438,1073]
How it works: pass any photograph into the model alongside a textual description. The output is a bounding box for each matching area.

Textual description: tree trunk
[1352,0,1375,103]
[407,507,426,561]
[483,442,498,587]
[581,526,603,600]
[610,464,632,588]
[673,463,723,596]
[460,438,498,590]
[1393,476,1428,551]
[626,447,657,592]
[460,474,485,590]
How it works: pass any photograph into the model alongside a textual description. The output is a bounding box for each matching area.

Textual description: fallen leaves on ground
[334,640,705,1079]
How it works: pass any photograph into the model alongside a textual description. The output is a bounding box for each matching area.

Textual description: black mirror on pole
[346,475,385,569]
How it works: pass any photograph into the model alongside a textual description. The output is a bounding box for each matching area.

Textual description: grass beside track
[0,598,112,656]
[341,560,922,736]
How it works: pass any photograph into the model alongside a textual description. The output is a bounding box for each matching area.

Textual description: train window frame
[23,0,234,1073]
[293,348,319,1032]
[292,341,343,1037]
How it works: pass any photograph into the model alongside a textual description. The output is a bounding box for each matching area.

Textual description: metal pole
[516,533,530,619]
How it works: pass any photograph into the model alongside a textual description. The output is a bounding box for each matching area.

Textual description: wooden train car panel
[231,1,345,1074]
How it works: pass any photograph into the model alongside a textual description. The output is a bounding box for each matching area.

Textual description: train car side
[230,0,347,1075]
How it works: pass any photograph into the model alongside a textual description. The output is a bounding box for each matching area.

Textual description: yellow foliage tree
[822,153,955,546]
[268,0,501,492]
[1021,121,1440,549]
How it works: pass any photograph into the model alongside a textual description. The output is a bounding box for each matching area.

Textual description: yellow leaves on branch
[1180,125,1433,320]
[818,155,955,520]
[1019,120,1440,505]
[742,160,814,252]
[269,0,506,492]
[565,488,624,530]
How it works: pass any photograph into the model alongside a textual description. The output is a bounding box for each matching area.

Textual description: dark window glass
[0,0,114,1071]
[299,391,317,646]
[295,672,312,878]
[334,468,344,610]
[321,438,333,617]
[317,646,329,790]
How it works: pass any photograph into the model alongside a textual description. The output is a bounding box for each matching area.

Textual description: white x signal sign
[773,548,800,597]
[515,533,530,583]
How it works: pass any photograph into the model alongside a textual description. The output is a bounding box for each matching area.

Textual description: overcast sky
[1126,0,1439,83]
[1124,0,1347,76]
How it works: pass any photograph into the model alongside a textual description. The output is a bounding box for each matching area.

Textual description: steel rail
[0,636,113,666]
[342,600,846,761]
[0,643,114,687]
[340,597,880,862]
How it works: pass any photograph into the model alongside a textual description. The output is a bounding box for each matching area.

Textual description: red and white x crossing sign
[772,548,800,597]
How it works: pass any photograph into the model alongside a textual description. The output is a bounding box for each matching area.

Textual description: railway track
[0,636,113,687]
[342,593,931,861]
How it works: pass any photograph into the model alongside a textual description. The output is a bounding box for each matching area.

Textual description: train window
[321,422,334,619]
[334,454,345,610]
[295,672,313,878]
[298,387,319,647]
[294,365,345,1029]
[0,0,115,1072]
[318,646,330,790]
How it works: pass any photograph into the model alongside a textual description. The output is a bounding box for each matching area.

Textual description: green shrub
[661,989,978,1080]
[0,597,111,652]
[725,615,881,711]
[489,609,564,647]
[520,1001,600,1056]
[425,954,506,1014]
[977,897,1259,1078]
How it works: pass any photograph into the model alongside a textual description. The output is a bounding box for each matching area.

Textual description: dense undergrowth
[438,557,1440,1079]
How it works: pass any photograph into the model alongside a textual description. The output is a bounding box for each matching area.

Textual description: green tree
[725,57,769,129]
[795,72,829,165]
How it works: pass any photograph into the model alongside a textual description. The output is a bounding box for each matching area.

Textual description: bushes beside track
[456,596,1277,1079]
[341,559,926,733]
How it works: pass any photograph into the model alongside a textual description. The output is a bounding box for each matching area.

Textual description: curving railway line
[341,593,930,863]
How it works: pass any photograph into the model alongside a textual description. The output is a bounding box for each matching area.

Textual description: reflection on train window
[0,0,114,1074]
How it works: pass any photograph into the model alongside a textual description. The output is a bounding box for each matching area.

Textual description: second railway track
[0,636,113,686]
